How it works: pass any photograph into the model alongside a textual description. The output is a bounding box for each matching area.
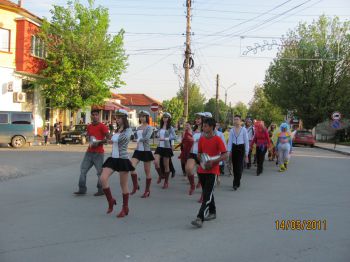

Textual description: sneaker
[73,191,86,195]
[93,191,104,196]
[204,213,216,221]
[191,218,203,228]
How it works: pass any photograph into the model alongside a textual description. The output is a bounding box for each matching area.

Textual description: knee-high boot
[156,167,163,184]
[117,193,129,218]
[141,178,152,198]
[103,187,116,214]
[130,173,139,195]
[162,172,170,189]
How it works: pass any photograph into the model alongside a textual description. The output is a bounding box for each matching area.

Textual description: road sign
[331,112,341,120]
[150,103,159,112]
[331,120,341,129]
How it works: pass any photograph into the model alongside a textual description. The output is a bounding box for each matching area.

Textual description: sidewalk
[315,142,350,156]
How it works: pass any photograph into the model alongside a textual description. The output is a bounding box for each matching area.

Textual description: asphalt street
[0,145,349,262]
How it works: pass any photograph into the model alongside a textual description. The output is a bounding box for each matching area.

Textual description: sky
[22,0,350,106]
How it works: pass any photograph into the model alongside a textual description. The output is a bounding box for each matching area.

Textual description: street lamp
[222,83,236,106]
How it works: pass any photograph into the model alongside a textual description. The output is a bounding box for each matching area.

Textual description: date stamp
[275,220,327,231]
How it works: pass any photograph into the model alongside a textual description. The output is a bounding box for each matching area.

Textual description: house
[118,93,162,126]
[0,0,47,135]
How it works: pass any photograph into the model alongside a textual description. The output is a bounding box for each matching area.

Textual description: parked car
[60,124,87,144]
[292,130,315,147]
[0,111,34,148]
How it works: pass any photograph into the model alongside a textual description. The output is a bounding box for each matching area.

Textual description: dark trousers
[55,133,61,144]
[256,146,267,174]
[197,173,216,221]
[231,144,245,187]
[44,136,48,144]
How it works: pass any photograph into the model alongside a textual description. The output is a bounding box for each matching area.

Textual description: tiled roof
[111,93,126,100]
[0,0,42,22]
[118,94,162,106]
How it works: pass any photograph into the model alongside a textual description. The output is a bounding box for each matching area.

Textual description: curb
[314,145,350,156]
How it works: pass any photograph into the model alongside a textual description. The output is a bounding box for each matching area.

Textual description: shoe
[130,173,139,195]
[74,191,86,195]
[233,186,238,191]
[157,176,162,184]
[196,181,201,189]
[141,191,150,198]
[191,218,203,228]
[279,164,286,172]
[93,191,104,196]
[116,206,129,218]
[284,161,288,170]
[103,187,117,214]
[204,213,216,221]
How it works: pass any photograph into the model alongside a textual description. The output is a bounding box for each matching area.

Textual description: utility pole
[183,0,192,121]
[215,74,219,121]
[222,82,236,106]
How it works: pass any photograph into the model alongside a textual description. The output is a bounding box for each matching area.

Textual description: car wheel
[11,136,26,148]
[81,136,86,145]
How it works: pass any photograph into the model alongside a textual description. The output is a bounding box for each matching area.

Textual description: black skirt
[132,150,155,162]
[188,153,200,165]
[154,147,174,158]
[103,157,135,172]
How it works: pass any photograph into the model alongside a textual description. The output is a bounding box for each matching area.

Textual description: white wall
[0,67,22,111]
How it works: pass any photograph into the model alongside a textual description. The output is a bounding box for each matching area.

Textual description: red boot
[130,173,139,195]
[162,172,170,189]
[103,187,116,214]
[188,174,195,195]
[196,180,201,189]
[117,193,129,218]
[141,178,152,198]
[155,167,163,184]
[197,194,203,203]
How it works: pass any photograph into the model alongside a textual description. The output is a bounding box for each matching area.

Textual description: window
[0,28,10,52]
[11,113,32,124]
[0,113,9,124]
[31,35,46,58]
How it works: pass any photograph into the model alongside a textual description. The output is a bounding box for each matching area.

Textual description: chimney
[18,0,22,7]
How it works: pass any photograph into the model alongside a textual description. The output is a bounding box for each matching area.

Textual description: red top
[197,135,227,175]
[179,130,194,161]
[87,123,109,153]
[250,128,271,149]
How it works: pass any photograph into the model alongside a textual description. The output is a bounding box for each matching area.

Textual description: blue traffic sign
[331,120,341,129]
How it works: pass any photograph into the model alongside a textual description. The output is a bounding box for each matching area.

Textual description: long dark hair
[193,116,204,132]
[160,117,172,130]
[116,116,129,132]
[139,115,150,124]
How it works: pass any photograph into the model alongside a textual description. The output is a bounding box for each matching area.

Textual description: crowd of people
[73,109,293,228]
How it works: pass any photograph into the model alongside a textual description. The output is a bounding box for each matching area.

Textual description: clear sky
[22,0,350,106]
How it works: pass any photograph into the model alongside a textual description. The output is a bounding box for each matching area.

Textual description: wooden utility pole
[215,74,219,121]
[183,0,191,121]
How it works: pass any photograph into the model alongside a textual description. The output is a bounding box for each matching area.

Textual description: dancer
[130,110,154,198]
[245,118,255,169]
[268,123,277,161]
[100,109,135,218]
[154,112,176,189]
[177,122,193,177]
[228,115,249,190]
[74,109,109,196]
[275,123,293,172]
[191,117,227,228]
[250,121,271,176]
[185,112,204,195]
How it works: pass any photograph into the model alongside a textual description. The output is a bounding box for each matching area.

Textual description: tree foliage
[177,83,206,121]
[162,97,184,127]
[264,15,350,129]
[233,102,248,120]
[204,98,230,123]
[248,85,285,127]
[39,0,127,110]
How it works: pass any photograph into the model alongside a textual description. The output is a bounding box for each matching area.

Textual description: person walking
[268,123,277,161]
[154,112,176,189]
[43,126,49,145]
[245,118,255,169]
[227,115,249,191]
[54,121,62,145]
[130,111,154,198]
[74,110,109,196]
[177,121,193,178]
[276,123,293,172]
[100,109,135,218]
[250,121,271,176]
[191,117,227,228]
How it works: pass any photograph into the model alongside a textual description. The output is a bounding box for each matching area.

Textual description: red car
[293,130,315,147]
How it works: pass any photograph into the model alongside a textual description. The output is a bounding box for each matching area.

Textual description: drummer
[191,117,227,228]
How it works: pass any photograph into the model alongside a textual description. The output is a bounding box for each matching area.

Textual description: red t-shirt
[87,123,109,153]
[197,135,227,175]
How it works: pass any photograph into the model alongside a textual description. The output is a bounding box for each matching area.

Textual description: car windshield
[73,125,87,132]
[297,131,312,136]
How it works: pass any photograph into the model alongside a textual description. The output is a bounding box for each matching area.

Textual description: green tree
[264,15,350,129]
[248,85,285,127]
[233,101,248,120]
[162,97,184,127]
[177,83,206,121]
[39,0,127,110]
[204,98,229,123]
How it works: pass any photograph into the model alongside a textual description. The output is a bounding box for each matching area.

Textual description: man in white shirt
[245,118,254,169]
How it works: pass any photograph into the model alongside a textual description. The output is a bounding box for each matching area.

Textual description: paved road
[0,146,349,262]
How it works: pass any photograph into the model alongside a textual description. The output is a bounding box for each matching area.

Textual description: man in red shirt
[74,110,110,196]
[191,117,228,228]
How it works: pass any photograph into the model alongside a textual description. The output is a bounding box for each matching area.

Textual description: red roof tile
[118,94,162,106]
[0,0,42,22]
